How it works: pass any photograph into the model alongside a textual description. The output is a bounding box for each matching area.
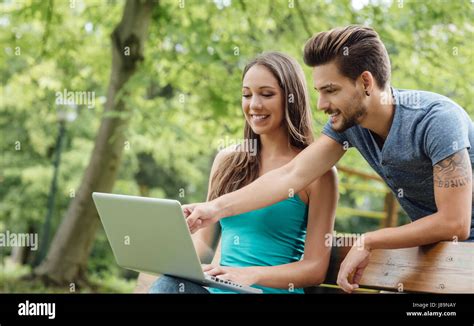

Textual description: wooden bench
[306,239,474,294]
[135,240,474,294]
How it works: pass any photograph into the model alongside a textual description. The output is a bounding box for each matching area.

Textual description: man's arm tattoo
[434,150,472,188]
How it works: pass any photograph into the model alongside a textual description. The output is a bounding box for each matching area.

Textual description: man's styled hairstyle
[303,25,391,89]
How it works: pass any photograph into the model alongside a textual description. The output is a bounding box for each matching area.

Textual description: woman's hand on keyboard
[202,264,260,286]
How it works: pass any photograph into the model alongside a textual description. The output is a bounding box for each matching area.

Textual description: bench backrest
[324,240,474,293]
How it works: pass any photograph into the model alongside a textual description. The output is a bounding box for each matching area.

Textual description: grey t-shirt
[322,88,474,240]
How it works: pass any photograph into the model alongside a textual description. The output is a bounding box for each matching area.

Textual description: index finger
[186,209,199,229]
[352,266,365,285]
[182,204,194,217]
[189,219,202,234]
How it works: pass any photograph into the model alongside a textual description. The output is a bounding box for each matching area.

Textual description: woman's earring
[365,90,370,96]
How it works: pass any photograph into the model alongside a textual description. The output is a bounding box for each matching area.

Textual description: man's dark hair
[303,25,391,89]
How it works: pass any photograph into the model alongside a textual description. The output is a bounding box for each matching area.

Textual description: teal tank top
[208,194,308,294]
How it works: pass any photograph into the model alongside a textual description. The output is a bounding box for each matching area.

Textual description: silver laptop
[92,192,262,294]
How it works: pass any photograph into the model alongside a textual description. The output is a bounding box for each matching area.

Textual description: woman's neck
[259,127,295,159]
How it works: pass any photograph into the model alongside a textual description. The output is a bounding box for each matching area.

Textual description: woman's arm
[210,239,222,266]
[191,150,227,262]
[192,224,220,263]
[205,168,339,288]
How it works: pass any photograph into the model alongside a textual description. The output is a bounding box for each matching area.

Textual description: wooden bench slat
[359,242,474,293]
[322,240,473,293]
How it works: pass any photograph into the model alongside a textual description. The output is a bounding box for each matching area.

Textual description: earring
[365,90,370,96]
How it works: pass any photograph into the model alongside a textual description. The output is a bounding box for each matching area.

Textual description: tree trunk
[34,0,156,286]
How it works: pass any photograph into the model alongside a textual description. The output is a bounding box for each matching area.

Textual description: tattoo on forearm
[434,150,472,188]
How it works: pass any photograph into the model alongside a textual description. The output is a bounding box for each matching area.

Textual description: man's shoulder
[394,88,469,128]
[395,88,464,113]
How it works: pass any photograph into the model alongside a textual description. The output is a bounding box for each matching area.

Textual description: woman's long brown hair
[208,52,314,201]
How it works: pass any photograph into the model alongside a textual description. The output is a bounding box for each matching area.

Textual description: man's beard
[331,94,367,132]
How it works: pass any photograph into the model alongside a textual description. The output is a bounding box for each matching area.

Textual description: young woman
[149,52,338,294]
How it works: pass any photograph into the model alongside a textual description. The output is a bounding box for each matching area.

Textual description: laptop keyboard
[208,275,243,288]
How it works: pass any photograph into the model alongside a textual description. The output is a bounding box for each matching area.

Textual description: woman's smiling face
[242,64,284,135]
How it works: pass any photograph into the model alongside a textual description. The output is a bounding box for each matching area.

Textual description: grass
[0,259,135,293]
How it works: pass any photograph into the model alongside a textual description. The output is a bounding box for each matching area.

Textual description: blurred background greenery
[0,0,473,292]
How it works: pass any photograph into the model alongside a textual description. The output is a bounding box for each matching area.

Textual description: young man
[185,25,474,293]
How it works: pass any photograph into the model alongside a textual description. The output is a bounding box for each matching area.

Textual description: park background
[1,0,473,293]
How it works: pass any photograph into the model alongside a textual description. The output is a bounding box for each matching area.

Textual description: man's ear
[360,71,374,96]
